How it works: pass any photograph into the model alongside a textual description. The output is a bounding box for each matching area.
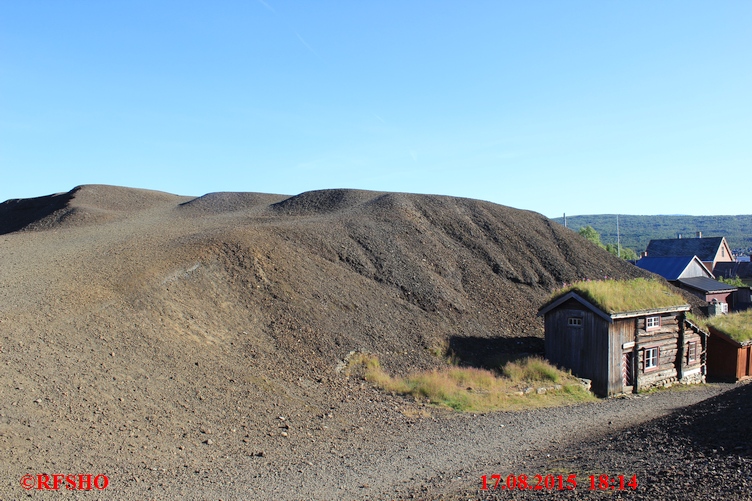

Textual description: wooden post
[701,328,708,378]
[677,314,685,381]
[633,318,640,392]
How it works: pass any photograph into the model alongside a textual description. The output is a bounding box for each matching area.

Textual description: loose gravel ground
[87,381,746,500]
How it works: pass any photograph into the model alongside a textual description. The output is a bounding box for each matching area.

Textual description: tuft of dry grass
[707,310,752,344]
[551,278,686,314]
[348,354,595,412]
[502,357,562,384]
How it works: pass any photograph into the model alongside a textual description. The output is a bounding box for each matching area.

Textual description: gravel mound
[179,192,288,214]
[269,188,387,216]
[0,184,727,499]
[0,185,188,234]
[0,190,73,234]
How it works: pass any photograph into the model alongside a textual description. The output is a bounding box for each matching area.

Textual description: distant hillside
[552,215,752,256]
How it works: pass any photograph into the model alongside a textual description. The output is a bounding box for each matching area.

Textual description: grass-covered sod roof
[707,310,752,344]
[552,278,687,314]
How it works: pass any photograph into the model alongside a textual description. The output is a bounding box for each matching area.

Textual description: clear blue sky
[1,1,750,218]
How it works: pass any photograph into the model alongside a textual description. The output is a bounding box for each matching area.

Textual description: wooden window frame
[646,316,661,331]
[644,347,659,371]
[687,341,697,363]
[567,317,583,327]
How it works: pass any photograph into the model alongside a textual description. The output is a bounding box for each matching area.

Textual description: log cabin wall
[681,327,705,384]
[635,313,681,391]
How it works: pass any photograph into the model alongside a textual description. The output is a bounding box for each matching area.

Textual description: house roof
[538,278,689,318]
[646,237,726,262]
[635,256,712,281]
[714,261,752,280]
[677,276,737,294]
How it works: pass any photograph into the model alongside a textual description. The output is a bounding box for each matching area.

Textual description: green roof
[707,310,752,344]
[551,278,688,314]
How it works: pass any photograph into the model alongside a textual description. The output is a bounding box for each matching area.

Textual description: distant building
[645,235,733,273]
[640,237,741,314]
[714,260,752,287]
[635,255,713,281]
[676,277,737,314]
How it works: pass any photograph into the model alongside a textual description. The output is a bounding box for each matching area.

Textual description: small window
[687,341,697,363]
[567,317,582,327]
[646,316,661,330]
[644,347,659,370]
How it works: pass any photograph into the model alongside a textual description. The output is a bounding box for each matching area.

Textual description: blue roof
[635,256,708,281]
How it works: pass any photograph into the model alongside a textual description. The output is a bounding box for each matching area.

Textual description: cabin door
[622,352,634,388]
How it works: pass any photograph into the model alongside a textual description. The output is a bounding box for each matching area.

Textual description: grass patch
[707,310,752,344]
[686,312,709,331]
[551,278,686,314]
[347,354,595,412]
[503,357,561,383]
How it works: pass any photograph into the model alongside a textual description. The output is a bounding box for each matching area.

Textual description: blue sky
[1,1,750,218]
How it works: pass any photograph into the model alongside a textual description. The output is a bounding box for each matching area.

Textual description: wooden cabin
[706,327,752,381]
[705,311,752,381]
[539,280,708,397]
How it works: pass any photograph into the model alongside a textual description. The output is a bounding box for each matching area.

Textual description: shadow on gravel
[673,382,752,458]
[0,189,73,235]
[448,336,544,370]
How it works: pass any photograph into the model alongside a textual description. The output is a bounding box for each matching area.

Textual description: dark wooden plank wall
[544,304,610,396]
[736,346,751,380]
[707,334,740,380]
[609,318,635,395]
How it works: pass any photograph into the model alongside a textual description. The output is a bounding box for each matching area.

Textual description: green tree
[718,275,745,287]
[605,243,638,261]
[578,226,605,248]
[579,226,637,260]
